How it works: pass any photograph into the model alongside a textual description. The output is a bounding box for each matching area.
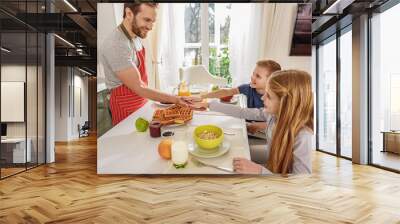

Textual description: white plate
[154,101,174,107]
[188,140,230,158]
[190,88,202,94]
[220,97,238,104]
[162,123,186,128]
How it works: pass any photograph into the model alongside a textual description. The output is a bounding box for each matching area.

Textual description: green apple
[135,117,149,132]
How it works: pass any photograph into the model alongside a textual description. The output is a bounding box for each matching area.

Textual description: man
[101,3,187,125]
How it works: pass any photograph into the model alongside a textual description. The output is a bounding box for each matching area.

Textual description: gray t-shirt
[209,100,313,175]
[100,26,143,90]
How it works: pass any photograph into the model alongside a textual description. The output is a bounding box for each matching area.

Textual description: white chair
[179,65,228,86]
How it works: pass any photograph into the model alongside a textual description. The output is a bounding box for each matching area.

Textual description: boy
[201,59,281,134]
[201,59,281,108]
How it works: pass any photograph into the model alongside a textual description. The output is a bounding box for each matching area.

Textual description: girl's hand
[246,123,259,134]
[189,101,209,111]
[246,122,267,134]
[232,157,263,174]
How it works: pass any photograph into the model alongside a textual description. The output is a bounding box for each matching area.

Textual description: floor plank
[0,134,399,223]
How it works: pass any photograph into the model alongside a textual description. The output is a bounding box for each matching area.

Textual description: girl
[191,70,314,175]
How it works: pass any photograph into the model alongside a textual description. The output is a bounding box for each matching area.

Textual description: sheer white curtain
[113,3,123,24]
[155,4,185,91]
[97,3,124,91]
[262,4,309,72]
[259,4,297,59]
[229,3,261,86]
[229,3,299,86]
[146,7,162,90]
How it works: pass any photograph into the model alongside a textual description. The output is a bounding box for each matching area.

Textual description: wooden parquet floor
[1,135,400,224]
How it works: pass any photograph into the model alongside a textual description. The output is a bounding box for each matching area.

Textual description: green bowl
[193,125,224,150]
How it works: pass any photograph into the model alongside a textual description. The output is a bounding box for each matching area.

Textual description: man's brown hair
[256,59,281,74]
[123,3,159,18]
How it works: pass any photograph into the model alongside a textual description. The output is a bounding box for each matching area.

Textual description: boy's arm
[190,100,270,121]
[201,88,239,99]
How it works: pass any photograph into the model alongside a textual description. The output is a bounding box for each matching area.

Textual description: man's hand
[175,96,189,106]
[181,96,203,103]
[232,157,263,174]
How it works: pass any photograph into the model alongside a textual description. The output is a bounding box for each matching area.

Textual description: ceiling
[0,0,97,73]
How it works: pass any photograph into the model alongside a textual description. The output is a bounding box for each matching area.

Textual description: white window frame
[183,3,230,70]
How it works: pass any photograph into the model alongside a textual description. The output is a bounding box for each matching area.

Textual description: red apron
[110,47,148,126]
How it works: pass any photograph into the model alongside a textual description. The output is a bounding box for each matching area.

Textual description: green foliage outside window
[209,48,232,84]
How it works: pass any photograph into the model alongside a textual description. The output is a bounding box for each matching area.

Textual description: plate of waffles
[152,104,193,126]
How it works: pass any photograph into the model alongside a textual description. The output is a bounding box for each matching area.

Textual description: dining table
[97,94,252,175]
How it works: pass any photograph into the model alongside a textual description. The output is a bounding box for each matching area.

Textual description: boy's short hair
[256,59,281,74]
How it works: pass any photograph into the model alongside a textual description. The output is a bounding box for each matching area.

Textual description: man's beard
[131,17,147,38]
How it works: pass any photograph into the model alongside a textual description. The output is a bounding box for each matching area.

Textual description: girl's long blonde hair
[266,70,314,175]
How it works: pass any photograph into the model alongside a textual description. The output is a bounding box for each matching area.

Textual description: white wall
[55,67,69,141]
[1,64,46,164]
[1,65,38,138]
[71,74,89,138]
[1,65,26,139]
[54,67,89,141]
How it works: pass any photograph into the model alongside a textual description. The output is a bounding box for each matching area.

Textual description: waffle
[153,109,165,120]
[164,109,181,118]
[152,104,193,125]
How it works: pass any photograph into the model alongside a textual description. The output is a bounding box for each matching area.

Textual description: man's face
[127,4,157,38]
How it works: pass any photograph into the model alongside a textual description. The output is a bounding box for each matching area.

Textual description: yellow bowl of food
[193,125,224,150]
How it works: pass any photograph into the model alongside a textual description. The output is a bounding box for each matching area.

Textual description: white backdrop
[229,3,311,86]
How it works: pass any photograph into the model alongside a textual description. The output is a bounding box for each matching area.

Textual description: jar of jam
[149,121,161,138]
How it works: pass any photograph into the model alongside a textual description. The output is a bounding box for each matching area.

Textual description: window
[370,2,400,171]
[339,28,352,158]
[183,3,232,83]
[317,36,337,155]
[0,1,47,179]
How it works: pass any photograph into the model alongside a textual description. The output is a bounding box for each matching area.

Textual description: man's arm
[201,88,239,99]
[116,66,180,103]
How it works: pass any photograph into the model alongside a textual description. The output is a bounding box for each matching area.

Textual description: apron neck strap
[119,23,133,41]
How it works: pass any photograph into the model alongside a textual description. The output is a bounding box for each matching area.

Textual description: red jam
[149,121,161,138]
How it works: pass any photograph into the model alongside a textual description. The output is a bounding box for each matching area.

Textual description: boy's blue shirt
[238,83,264,108]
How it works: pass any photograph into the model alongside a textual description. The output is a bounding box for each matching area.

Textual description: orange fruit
[158,139,172,160]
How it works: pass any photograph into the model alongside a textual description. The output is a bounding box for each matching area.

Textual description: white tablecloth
[97,100,250,174]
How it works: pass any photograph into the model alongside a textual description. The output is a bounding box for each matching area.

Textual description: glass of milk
[171,141,188,168]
